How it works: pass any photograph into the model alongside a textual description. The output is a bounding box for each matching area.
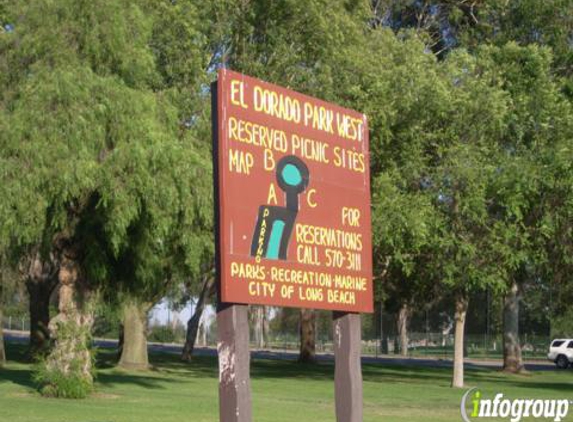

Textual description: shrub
[148,325,176,344]
[33,366,94,399]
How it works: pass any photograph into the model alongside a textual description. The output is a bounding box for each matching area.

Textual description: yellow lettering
[230,80,248,109]
[229,149,254,174]
[253,85,301,123]
[267,183,278,205]
[342,207,361,227]
[230,262,266,280]
[264,148,275,171]
[306,189,317,208]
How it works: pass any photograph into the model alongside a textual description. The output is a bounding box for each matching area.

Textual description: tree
[373,174,441,357]
[374,40,510,387]
[363,19,508,386]
[181,270,215,362]
[298,308,316,363]
[433,48,520,387]
[113,0,214,370]
[477,43,573,373]
[0,0,211,394]
[368,0,573,380]
[110,179,211,370]
[471,0,573,78]
[370,1,573,71]
[364,27,451,360]
[117,300,149,371]
[251,306,267,350]
[544,136,573,338]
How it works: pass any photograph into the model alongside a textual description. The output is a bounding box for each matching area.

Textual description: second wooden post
[333,312,363,422]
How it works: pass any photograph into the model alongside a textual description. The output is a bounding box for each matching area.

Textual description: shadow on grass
[0,365,37,389]
[149,350,336,382]
[95,371,172,390]
[474,373,573,393]
[0,365,178,393]
[3,342,33,364]
[147,348,503,387]
[0,342,175,392]
[0,343,38,392]
[3,340,567,395]
[94,349,192,390]
[252,359,334,381]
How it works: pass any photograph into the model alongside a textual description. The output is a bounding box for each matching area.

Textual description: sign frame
[215,68,373,314]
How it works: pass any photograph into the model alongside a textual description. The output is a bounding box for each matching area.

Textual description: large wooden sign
[215,69,373,313]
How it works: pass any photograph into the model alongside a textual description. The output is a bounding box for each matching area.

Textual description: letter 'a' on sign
[215,69,373,313]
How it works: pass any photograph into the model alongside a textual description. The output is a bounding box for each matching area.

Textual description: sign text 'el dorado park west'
[215,69,373,313]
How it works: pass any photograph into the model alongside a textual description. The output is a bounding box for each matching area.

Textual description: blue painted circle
[282,164,302,186]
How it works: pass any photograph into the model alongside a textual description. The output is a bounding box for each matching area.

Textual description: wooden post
[333,312,363,422]
[217,303,252,422]
[212,79,252,422]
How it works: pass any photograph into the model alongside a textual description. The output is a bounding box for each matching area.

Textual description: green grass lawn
[0,343,571,422]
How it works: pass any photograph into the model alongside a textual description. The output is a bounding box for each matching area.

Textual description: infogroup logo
[461,388,571,422]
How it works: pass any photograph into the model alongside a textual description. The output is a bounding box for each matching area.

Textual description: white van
[547,339,573,369]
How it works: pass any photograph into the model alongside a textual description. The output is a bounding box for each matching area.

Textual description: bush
[148,325,176,344]
[33,367,94,399]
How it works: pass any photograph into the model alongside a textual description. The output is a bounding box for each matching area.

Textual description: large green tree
[369,34,509,386]
[0,0,211,394]
[368,0,573,382]
[477,43,573,372]
[367,31,450,358]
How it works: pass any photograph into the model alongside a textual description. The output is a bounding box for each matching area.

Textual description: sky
[148,298,216,328]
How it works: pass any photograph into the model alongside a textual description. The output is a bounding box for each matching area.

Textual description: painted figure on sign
[251,156,309,261]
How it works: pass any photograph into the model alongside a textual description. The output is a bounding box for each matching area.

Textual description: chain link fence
[2,293,553,362]
[1,315,30,332]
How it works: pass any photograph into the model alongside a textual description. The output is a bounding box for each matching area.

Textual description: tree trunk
[25,252,59,355]
[397,303,410,357]
[117,323,124,362]
[375,301,383,354]
[503,279,524,373]
[181,276,214,362]
[253,306,266,349]
[118,301,149,370]
[452,294,468,388]
[0,305,6,367]
[199,322,207,346]
[298,308,316,363]
[45,251,95,392]
[263,306,269,346]
[27,281,56,355]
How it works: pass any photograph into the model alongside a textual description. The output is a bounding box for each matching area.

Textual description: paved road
[4,330,558,372]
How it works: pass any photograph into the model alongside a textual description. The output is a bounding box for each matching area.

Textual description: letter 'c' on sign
[307,189,317,208]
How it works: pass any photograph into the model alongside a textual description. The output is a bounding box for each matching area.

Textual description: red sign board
[214,69,373,313]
